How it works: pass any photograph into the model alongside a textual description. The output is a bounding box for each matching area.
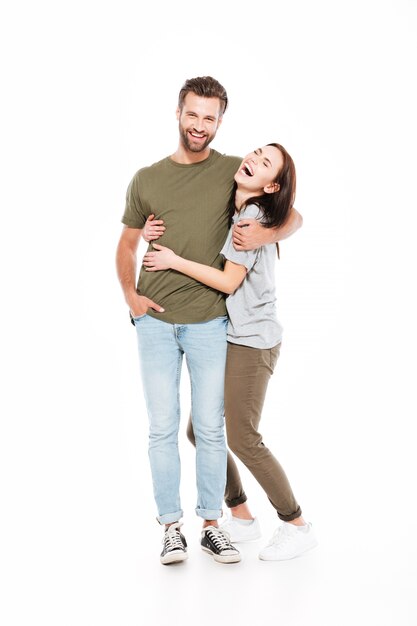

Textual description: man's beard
[179,124,214,153]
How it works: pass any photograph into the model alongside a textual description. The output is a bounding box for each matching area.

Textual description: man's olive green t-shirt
[122,149,241,324]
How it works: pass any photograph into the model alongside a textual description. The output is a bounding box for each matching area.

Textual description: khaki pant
[187,341,301,522]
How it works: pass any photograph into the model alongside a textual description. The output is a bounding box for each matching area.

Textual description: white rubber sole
[160,550,188,565]
[201,547,241,563]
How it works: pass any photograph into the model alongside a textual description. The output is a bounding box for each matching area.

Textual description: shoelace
[268,525,293,547]
[207,528,233,552]
[164,527,184,551]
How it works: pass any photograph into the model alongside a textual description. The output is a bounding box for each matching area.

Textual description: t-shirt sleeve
[220,205,262,272]
[121,171,147,228]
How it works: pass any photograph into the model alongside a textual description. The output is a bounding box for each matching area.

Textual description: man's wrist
[125,289,140,307]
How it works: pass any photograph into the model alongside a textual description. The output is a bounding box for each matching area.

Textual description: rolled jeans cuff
[157,509,184,525]
[225,494,248,508]
[196,507,223,521]
[277,506,303,522]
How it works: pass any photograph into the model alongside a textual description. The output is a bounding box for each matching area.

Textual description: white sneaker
[258,522,318,561]
[219,516,261,543]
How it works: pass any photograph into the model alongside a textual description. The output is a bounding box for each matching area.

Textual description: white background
[1,1,416,624]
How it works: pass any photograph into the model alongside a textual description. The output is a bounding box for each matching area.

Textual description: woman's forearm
[172,257,246,295]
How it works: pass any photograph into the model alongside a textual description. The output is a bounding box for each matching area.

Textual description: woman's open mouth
[240,162,254,176]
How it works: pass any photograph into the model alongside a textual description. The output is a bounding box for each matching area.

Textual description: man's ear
[176,107,180,120]
[217,115,223,128]
[264,182,280,194]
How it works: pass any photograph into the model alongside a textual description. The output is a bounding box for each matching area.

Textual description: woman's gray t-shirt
[220,204,283,349]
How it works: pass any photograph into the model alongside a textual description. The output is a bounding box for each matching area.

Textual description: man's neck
[170,144,212,165]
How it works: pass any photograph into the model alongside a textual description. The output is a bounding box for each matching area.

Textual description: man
[116,76,302,565]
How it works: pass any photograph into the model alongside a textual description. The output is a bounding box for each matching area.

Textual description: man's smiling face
[177,92,223,153]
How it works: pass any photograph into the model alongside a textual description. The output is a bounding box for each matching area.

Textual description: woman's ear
[264,182,280,194]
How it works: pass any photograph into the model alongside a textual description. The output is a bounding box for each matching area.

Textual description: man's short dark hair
[178,76,228,116]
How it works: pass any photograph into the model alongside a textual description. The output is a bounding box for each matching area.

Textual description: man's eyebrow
[185,110,215,120]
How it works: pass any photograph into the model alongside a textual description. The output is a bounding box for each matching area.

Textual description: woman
[143,143,317,561]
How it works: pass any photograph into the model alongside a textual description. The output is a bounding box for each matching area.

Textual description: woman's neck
[234,188,261,211]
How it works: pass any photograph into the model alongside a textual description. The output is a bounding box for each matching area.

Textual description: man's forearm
[233,208,303,250]
[116,245,138,305]
[116,227,144,309]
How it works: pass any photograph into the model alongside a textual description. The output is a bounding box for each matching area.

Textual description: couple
[116,76,317,565]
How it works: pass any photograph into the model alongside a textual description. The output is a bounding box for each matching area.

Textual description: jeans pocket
[130,312,147,326]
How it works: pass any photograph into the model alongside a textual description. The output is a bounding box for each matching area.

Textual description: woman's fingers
[142,254,155,266]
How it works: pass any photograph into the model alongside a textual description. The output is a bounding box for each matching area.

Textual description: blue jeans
[133,314,228,524]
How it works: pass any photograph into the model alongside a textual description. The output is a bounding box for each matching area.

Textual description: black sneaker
[160,522,188,565]
[201,526,241,563]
